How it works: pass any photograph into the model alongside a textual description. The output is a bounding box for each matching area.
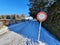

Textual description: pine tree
[29,0,60,40]
[29,0,56,18]
[29,0,48,18]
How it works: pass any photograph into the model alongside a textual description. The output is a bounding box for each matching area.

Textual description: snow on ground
[0,26,46,45]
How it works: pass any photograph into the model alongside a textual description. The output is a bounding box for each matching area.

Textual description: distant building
[0,14,33,26]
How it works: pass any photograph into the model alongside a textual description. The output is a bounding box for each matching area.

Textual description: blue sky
[0,0,29,16]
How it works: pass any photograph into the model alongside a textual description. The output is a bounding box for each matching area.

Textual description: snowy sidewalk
[0,26,27,45]
[0,31,28,45]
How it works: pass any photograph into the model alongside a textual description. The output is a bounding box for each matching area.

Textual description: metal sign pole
[38,22,42,42]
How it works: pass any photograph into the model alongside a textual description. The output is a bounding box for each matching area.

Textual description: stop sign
[37,12,47,22]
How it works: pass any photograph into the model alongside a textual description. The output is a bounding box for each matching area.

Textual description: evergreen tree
[29,0,60,40]
[29,0,56,18]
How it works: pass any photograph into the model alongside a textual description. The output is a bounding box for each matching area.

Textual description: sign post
[37,11,47,44]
